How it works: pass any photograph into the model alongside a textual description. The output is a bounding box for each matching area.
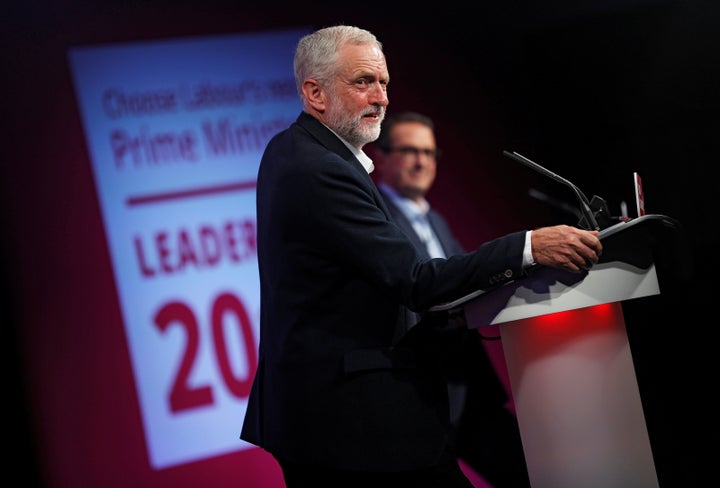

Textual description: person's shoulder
[266,114,322,150]
[428,207,450,223]
[294,111,327,136]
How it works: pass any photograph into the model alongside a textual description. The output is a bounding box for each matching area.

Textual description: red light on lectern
[510,303,621,358]
[533,303,614,329]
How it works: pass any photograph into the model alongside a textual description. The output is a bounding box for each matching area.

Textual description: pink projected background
[3,1,714,486]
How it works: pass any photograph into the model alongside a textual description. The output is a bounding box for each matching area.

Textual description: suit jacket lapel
[296,112,393,218]
[427,211,453,255]
[379,192,431,259]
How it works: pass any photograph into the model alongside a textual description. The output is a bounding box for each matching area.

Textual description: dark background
[3,0,716,486]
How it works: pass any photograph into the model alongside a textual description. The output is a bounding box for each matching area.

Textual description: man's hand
[531,225,603,273]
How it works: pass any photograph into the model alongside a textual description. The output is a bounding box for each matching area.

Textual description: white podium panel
[429,215,686,487]
[463,261,659,326]
[460,260,661,487]
[498,303,659,488]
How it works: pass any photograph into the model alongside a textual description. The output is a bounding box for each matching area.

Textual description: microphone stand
[503,150,601,230]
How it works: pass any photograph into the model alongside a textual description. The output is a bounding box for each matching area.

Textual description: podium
[432,214,687,488]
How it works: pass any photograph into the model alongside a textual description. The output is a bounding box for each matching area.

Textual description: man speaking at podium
[240,24,602,488]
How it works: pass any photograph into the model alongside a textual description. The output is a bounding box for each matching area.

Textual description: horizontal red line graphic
[127,180,257,206]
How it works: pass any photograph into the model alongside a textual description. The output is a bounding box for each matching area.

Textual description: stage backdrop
[68,28,306,471]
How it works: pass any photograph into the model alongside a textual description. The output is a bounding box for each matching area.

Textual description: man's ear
[302,79,325,112]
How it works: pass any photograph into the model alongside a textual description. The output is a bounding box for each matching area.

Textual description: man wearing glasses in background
[371,111,531,487]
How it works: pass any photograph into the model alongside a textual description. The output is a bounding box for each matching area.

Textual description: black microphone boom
[503,150,600,230]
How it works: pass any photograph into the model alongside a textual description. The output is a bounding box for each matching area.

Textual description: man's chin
[360,126,381,143]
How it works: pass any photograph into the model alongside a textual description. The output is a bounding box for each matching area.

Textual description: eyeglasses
[388,146,441,160]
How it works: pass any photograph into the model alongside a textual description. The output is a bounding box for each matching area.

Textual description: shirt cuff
[523,230,535,267]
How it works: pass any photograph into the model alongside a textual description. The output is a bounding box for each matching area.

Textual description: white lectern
[433,214,684,488]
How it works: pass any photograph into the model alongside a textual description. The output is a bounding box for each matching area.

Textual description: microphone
[502,150,601,230]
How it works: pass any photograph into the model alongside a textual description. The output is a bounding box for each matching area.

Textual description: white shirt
[327,125,375,174]
[378,183,447,259]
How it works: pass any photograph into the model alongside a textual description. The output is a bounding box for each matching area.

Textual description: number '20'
[154,292,257,412]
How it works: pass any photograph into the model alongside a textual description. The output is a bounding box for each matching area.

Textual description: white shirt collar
[324,124,375,174]
[378,183,446,259]
[378,182,430,218]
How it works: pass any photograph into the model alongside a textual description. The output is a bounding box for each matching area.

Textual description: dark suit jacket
[241,112,526,472]
[378,188,522,459]
[377,190,465,260]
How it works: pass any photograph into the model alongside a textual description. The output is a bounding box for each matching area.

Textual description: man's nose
[369,84,388,106]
